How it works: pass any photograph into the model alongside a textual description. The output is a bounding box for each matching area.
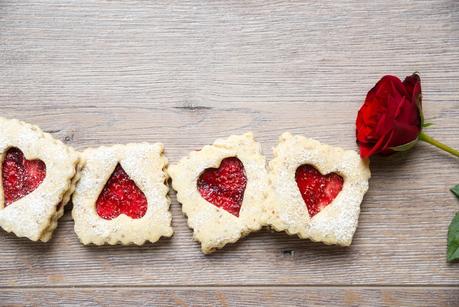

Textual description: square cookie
[168,133,270,254]
[266,132,371,246]
[72,143,173,245]
[0,117,81,242]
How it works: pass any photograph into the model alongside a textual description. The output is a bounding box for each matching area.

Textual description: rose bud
[356,73,423,158]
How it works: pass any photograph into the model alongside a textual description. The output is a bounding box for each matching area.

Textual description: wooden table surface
[1,1,459,306]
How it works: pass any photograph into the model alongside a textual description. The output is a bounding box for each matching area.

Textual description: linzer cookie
[72,143,173,245]
[168,133,269,254]
[0,117,81,241]
[266,132,370,246]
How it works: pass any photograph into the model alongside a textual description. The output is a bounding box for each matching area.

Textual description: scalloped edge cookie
[168,132,270,254]
[266,132,371,246]
[0,117,81,242]
[72,143,173,245]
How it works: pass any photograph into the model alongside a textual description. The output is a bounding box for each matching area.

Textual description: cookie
[72,143,173,245]
[169,133,270,254]
[266,132,371,246]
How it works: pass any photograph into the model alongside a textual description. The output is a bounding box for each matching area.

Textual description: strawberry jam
[295,165,343,217]
[2,147,46,205]
[95,164,147,220]
[197,157,247,217]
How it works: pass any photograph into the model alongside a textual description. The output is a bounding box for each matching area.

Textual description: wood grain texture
[1,287,459,307]
[1,0,459,305]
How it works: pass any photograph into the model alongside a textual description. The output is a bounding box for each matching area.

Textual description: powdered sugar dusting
[266,132,371,246]
[169,132,270,254]
[72,143,173,245]
[0,117,80,241]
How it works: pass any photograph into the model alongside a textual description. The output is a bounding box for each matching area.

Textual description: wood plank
[1,1,459,109]
[1,287,459,306]
[1,190,459,287]
[1,103,457,159]
[0,0,458,291]
[0,104,457,286]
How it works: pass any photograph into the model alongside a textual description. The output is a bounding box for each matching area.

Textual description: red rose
[356,73,423,158]
[354,73,459,263]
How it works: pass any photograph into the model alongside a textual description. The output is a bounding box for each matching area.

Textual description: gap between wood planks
[1,285,459,289]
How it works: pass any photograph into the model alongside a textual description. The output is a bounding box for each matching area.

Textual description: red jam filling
[96,164,147,220]
[2,147,46,206]
[197,157,247,217]
[295,165,344,217]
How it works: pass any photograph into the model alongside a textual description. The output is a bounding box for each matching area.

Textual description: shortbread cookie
[0,117,81,242]
[168,133,269,254]
[72,143,173,245]
[266,132,370,246]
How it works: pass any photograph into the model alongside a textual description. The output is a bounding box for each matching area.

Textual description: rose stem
[419,132,459,157]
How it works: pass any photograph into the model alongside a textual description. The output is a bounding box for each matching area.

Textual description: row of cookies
[0,117,370,254]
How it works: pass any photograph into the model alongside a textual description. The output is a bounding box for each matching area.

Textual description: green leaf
[389,138,419,152]
[451,185,459,198]
[422,122,433,128]
[447,212,459,262]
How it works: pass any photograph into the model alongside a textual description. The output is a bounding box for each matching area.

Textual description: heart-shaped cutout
[96,164,147,220]
[2,147,46,206]
[197,157,247,217]
[295,165,343,217]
